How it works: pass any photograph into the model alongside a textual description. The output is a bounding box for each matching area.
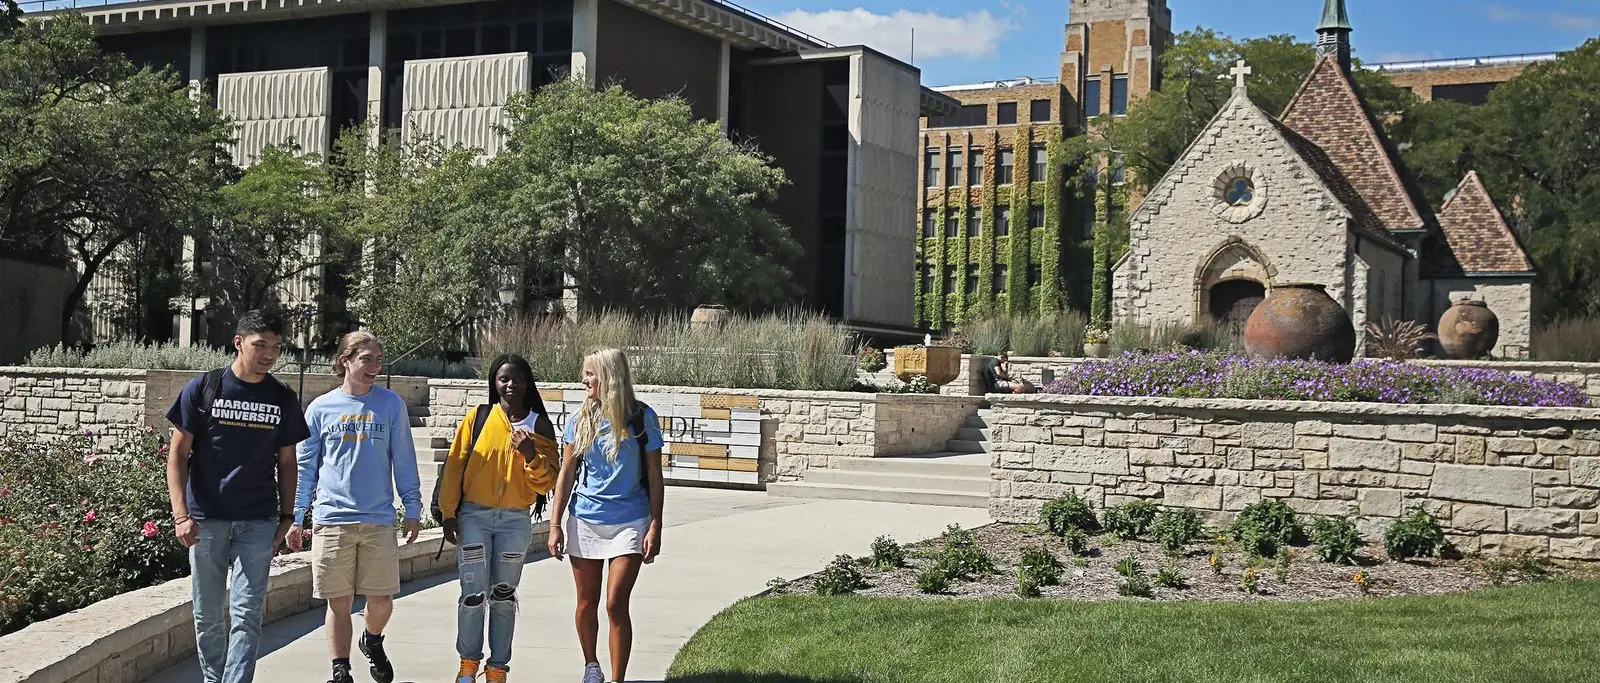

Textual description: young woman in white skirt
[547,348,664,683]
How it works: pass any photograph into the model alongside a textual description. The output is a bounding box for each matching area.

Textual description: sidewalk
[143,488,989,683]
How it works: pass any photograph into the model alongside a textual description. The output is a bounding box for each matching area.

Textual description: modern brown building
[1366,52,1557,105]
[914,0,1171,330]
[15,0,959,357]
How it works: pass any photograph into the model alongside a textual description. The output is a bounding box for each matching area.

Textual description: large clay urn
[893,345,961,386]
[1242,283,1356,363]
[1438,299,1499,359]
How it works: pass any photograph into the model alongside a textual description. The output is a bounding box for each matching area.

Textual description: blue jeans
[190,519,278,683]
[456,502,534,671]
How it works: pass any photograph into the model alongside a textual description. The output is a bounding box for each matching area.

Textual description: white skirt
[564,514,649,560]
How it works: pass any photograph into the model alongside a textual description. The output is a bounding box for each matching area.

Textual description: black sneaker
[359,633,395,683]
[329,661,354,683]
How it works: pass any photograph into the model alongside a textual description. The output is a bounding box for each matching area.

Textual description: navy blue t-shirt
[165,368,310,521]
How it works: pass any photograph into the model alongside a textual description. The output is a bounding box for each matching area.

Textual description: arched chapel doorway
[1208,280,1266,342]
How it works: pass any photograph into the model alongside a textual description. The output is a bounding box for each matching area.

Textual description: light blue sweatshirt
[293,385,421,526]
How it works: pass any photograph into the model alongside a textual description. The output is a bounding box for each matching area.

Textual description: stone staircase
[766,408,995,509]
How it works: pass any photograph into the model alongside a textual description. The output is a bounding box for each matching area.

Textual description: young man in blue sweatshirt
[289,331,422,683]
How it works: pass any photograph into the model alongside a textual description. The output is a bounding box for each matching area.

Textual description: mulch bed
[767,523,1590,602]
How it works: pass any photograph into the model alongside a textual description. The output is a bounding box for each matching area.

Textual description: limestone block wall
[427,380,982,485]
[987,394,1600,560]
[141,370,431,431]
[0,369,146,446]
[402,52,531,159]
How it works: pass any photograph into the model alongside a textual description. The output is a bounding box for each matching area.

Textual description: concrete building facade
[914,0,1171,330]
[1367,53,1556,105]
[22,0,955,355]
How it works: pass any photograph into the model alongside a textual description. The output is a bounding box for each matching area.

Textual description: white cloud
[1486,4,1600,31]
[771,8,1014,63]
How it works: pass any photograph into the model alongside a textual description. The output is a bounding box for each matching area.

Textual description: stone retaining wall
[428,381,984,485]
[0,369,146,446]
[987,394,1600,560]
[0,527,497,683]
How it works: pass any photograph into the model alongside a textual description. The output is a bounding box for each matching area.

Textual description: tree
[197,143,347,325]
[493,80,799,313]
[0,15,232,342]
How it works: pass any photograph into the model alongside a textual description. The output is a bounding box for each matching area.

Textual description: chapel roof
[1280,55,1429,235]
[1433,171,1535,274]
[1270,119,1403,251]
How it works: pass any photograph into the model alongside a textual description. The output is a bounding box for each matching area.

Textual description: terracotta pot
[1438,299,1499,359]
[1242,283,1356,363]
[893,346,961,386]
[690,304,730,329]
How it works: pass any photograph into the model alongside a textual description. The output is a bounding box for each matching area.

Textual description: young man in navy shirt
[165,309,310,683]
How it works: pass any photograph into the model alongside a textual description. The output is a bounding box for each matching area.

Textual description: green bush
[1103,501,1159,539]
[1018,547,1064,588]
[813,555,868,596]
[1385,506,1450,561]
[24,341,480,379]
[1063,527,1090,556]
[1015,570,1042,598]
[1155,560,1187,589]
[1114,556,1152,598]
[934,525,995,581]
[869,535,905,570]
[1311,516,1365,565]
[0,430,188,635]
[916,566,950,594]
[1231,499,1304,557]
[1041,494,1099,537]
[1153,508,1205,554]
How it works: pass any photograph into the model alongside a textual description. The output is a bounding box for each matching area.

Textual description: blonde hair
[331,330,381,378]
[571,348,637,463]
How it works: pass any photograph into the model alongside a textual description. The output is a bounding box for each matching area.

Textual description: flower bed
[1043,351,1591,407]
[0,429,187,635]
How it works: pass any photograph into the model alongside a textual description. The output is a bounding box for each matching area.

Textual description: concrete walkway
[144,488,989,683]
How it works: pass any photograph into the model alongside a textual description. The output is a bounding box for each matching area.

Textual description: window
[1226,178,1255,206]
[1030,144,1048,181]
[923,209,936,238]
[1080,201,1096,239]
[1110,153,1127,185]
[969,148,984,185]
[1083,77,1102,118]
[943,266,956,294]
[968,208,981,237]
[1030,204,1045,229]
[925,149,941,187]
[949,149,964,186]
[945,209,959,238]
[965,264,980,294]
[993,265,1008,293]
[926,104,988,128]
[1028,264,1043,287]
[998,149,1014,185]
[1030,99,1051,122]
[997,102,1017,125]
[1111,76,1129,115]
[921,265,934,294]
[996,207,1011,236]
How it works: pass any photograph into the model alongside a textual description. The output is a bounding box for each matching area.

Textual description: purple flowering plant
[1043,350,1591,408]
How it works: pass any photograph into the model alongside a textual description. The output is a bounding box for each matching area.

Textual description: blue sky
[740,0,1600,86]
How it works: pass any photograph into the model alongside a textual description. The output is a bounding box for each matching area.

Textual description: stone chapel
[1111,0,1536,357]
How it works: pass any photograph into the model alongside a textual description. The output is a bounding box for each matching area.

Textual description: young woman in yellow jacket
[438,354,559,683]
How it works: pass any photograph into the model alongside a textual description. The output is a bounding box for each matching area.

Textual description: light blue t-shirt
[562,405,662,525]
[293,385,421,526]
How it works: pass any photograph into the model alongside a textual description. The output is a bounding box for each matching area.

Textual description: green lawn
[666,581,1600,683]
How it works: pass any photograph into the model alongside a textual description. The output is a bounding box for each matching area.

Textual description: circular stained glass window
[1226,178,1254,206]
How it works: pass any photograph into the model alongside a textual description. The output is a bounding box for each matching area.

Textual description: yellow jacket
[439,404,559,519]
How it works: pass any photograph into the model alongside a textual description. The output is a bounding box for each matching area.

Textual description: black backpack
[428,403,494,526]
[576,400,654,493]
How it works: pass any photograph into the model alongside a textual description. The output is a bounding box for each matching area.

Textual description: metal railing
[705,0,832,48]
[1364,52,1560,73]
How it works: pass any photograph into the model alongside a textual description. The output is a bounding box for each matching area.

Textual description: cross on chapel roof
[1231,60,1253,92]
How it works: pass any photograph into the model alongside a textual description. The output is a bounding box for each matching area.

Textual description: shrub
[1041,350,1591,407]
[0,430,188,635]
[869,535,905,570]
[1018,547,1063,587]
[1533,316,1600,362]
[1274,548,1294,583]
[1231,499,1304,558]
[884,375,940,394]
[1365,316,1437,361]
[935,525,995,581]
[1241,565,1263,594]
[1114,556,1152,598]
[915,566,950,594]
[1311,516,1365,565]
[1114,556,1143,578]
[1063,527,1090,556]
[1016,570,1042,598]
[857,346,887,373]
[1155,560,1187,589]
[1384,505,1450,561]
[1486,552,1556,586]
[1101,501,1158,539]
[1041,494,1099,537]
[813,555,868,596]
[1153,508,1205,554]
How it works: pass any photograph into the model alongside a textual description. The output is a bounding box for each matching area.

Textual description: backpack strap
[433,403,493,559]
[630,400,652,490]
[190,368,226,444]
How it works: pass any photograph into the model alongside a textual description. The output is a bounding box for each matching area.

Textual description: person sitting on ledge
[990,351,1036,394]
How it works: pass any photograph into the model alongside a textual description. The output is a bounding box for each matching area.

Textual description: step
[803,469,989,494]
[421,447,451,463]
[964,414,992,429]
[767,482,988,508]
[834,454,989,478]
[946,439,992,454]
[955,427,992,442]
[410,427,450,450]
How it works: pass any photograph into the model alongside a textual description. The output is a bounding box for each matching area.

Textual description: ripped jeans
[455,502,535,671]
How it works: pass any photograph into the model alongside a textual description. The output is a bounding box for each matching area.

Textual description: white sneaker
[581,662,605,683]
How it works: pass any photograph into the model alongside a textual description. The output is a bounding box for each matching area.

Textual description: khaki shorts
[311,523,401,599]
